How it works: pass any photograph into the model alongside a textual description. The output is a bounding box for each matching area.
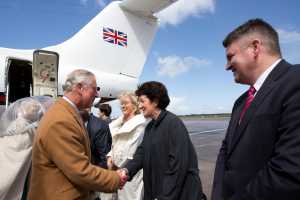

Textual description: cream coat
[105,114,146,200]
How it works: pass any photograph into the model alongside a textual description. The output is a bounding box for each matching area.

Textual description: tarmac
[184,119,228,199]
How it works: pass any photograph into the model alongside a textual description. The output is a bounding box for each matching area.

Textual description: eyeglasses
[95,86,100,92]
[81,84,100,92]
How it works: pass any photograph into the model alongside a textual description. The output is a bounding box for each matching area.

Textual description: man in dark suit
[212,18,300,200]
[79,108,112,169]
[87,112,112,169]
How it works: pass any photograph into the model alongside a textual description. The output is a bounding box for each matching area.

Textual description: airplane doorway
[6,59,32,104]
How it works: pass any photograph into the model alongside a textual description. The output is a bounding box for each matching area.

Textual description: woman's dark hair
[99,104,112,117]
[135,81,170,110]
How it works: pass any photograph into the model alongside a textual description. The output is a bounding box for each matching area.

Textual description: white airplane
[0,0,177,108]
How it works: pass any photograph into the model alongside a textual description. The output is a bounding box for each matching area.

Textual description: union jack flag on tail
[103,27,127,47]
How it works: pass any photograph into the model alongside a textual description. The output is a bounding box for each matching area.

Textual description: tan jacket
[28,98,120,200]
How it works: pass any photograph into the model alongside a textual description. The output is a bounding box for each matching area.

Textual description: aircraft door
[32,50,59,98]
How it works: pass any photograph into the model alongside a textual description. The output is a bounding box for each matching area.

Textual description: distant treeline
[179,113,231,120]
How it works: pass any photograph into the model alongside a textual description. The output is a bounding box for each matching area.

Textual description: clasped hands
[107,156,129,189]
[116,168,128,189]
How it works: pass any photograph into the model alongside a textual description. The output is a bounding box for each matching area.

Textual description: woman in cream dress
[102,92,147,200]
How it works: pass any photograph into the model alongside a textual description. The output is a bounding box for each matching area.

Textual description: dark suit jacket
[212,60,300,200]
[87,114,112,168]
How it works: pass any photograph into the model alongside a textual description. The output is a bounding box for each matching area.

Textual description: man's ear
[252,39,261,58]
[76,83,83,91]
[73,83,83,95]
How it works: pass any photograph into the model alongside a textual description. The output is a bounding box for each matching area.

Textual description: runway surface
[184,119,229,199]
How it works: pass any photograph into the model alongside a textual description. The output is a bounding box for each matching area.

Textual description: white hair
[62,69,95,92]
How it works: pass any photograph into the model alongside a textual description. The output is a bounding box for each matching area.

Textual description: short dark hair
[223,18,281,56]
[135,81,170,110]
[99,104,111,117]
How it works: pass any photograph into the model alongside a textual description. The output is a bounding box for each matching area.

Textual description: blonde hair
[118,91,140,115]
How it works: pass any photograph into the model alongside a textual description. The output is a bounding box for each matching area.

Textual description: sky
[1,0,300,116]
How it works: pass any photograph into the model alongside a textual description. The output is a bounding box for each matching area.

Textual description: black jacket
[87,114,112,168]
[125,110,205,200]
[212,60,300,200]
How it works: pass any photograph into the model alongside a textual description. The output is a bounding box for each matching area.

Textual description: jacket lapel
[59,98,92,159]
[227,60,290,157]
[226,94,246,150]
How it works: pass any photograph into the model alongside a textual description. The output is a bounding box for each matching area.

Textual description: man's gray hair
[62,69,95,92]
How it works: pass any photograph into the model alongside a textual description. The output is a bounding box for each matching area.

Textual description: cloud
[168,96,189,114]
[277,28,300,44]
[276,28,300,63]
[167,96,231,115]
[157,0,215,26]
[96,0,107,8]
[80,0,107,7]
[80,0,88,6]
[156,55,211,78]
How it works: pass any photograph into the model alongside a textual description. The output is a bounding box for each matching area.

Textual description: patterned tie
[239,86,256,123]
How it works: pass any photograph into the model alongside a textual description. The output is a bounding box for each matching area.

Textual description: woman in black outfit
[123,81,206,200]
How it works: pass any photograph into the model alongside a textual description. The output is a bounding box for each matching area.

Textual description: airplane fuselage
[0,0,177,107]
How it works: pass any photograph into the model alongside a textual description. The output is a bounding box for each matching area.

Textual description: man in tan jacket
[28,69,125,200]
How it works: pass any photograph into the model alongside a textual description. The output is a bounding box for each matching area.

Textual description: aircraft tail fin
[48,0,176,78]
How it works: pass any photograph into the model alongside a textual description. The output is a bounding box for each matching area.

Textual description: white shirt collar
[253,59,282,93]
[62,96,79,113]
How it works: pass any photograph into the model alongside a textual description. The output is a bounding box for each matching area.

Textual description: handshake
[116,168,129,189]
[107,157,130,189]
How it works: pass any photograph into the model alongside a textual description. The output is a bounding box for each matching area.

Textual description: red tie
[239,86,256,123]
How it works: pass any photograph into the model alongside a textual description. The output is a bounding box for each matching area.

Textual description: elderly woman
[0,96,54,200]
[123,81,206,200]
[103,91,147,200]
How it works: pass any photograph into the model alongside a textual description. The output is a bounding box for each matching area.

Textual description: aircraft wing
[121,0,177,17]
